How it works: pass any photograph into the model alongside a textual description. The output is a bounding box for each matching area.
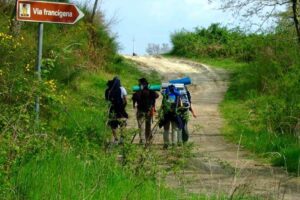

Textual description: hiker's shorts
[108,118,127,129]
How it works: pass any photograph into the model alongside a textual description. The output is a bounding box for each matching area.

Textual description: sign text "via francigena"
[33,8,73,19]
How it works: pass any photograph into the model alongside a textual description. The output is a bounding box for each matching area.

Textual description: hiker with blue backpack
[159,84,184,149]
[180,85,197,142]
[105,77,128,144]
[167,77,196,143]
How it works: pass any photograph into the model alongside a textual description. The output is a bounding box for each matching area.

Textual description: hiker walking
[132,78,159,144]
[105,77,128,144]
[159,84,183,149]
[180,85,197,142]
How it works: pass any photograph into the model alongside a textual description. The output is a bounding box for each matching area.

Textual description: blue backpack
[163,84,190,111]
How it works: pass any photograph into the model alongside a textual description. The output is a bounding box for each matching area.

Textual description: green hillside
[0,2,177,199]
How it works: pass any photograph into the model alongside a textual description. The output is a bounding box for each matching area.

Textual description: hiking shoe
[119,136,124,145]
[113,138,119,145]
[139,139,145,144]
[177,142,183,147]
[163,144,169,150]
[148,134,153,141]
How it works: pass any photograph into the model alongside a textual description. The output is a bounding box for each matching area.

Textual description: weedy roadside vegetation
[0,2,177,199]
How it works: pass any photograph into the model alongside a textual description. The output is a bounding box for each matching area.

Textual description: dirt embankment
[125,55,300,200]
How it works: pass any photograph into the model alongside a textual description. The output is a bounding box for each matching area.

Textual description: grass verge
[13,149,180,200]
[220,99,300,173]
[191,57,299,174]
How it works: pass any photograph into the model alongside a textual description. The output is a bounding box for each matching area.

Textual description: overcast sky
[99,0,233,55]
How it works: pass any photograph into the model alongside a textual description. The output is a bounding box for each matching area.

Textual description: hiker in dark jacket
[132,78,159,144]
[105,77,128,144]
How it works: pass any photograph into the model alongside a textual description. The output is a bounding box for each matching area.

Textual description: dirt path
[124,56,300,199]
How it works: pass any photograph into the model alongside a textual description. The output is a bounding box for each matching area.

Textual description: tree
[210,0,300,44]
[146,43,160,55]
[161,43,171,54]
[146,43,170,55]
[9,0,21,36]
[91,0,101,23]
[291,0,300,43]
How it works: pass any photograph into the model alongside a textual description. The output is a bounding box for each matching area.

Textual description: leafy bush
[170,23,263,61]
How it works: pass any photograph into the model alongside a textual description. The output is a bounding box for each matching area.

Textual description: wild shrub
[170,23,263,61]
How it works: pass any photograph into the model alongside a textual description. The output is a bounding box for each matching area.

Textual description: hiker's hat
[139,78,148,86]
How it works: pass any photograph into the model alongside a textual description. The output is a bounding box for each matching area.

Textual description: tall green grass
[218,61,300,174]
[13,148,261,200]
[221,99,300,173]
[13,150,180,200]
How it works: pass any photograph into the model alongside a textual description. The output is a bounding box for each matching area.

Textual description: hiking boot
[113,138,119,145]
[163,144,169,150]
[148,134,153,142]
[139,139,145,144]
[119,136,124,145]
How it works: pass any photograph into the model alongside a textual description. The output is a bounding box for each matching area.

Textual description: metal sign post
[35,22,43,125]
[132,37,135,55]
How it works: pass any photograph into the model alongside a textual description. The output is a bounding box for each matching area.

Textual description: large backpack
[105,79,124,106]
[107,88,123,105]
[162,84,190,112]
[163,86,180,112]
[136,88,157,113]
[178,87,191,109]
[105,79,128,118]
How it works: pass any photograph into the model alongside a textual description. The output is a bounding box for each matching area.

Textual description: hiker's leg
[112,128,118,142]
[163,121,170,145]
[170,121,177,145]
[145,114,152,143]
[177,126,183,144]
[109,120,119,142]
[182,121,189,142]
[137,112,145,142]
[119,119,127,144]
[108,107,119,143]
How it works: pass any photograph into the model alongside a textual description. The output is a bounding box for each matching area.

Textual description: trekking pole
[146,120,160,147]
[130,129,139,144]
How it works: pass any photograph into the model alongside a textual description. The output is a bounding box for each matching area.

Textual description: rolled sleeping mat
[161,83,184,89]
[132,84,161,91]
[169,76,191,85]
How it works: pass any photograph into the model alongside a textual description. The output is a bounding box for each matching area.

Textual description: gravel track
[124,56,300,199]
